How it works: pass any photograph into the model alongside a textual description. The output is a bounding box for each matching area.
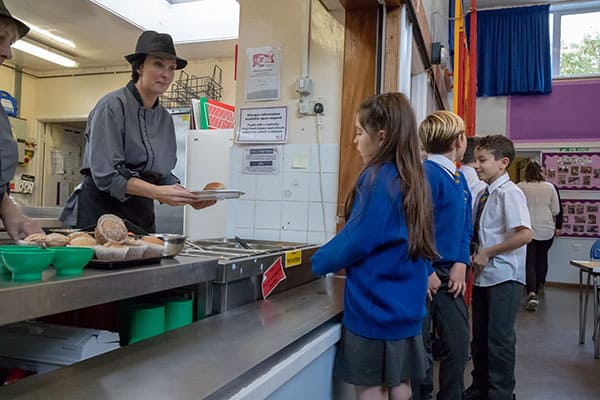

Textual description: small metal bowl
[149,234,186,257]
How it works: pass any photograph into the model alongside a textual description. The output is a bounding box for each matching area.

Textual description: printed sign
[243,147,279,175]
[246,46,281,101]
[262,257,287,299]
[285,250,302,268]
[237,107,287,143]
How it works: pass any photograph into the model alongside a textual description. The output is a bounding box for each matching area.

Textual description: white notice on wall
[243,147,279,175]
[246,46,281,101]
[237,106,287,143]
[50,149,65,175]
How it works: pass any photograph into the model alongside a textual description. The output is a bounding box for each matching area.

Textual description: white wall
[34,58,236,120]
[234,0,343,145]
[227,0,344,243]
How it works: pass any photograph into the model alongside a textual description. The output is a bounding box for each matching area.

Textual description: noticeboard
[541,152,600,190]
[560,199,600,238]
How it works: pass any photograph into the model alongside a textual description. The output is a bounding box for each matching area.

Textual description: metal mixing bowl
[149,234,186,257]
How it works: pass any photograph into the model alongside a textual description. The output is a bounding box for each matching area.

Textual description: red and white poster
[261,257,286,299]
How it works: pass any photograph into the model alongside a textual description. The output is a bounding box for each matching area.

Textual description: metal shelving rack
[160,65,223,108]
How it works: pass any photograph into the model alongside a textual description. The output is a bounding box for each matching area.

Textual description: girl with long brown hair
[312,93,436,400]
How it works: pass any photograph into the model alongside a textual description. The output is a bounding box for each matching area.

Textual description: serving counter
[0,255,219,326]
[1,276,345,400]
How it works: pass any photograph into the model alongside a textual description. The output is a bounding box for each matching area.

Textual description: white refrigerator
[183,129,234,240]
[154,112,234,237]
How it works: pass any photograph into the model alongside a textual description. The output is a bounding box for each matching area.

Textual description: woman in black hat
[0,1,43,240]
[61,31,214,233]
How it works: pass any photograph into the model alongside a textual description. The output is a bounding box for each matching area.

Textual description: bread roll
[68,233,97,247]
[68,231,89,240]
[23,233,47,244]
[45,233,70,247]
[141,235,164,246]
[95,214,128,244]
[203,181,225,190]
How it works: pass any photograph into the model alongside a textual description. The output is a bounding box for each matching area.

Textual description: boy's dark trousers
[467,281,522,400]
[412,267,469,400]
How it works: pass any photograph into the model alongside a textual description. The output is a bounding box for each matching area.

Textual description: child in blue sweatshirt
[312,93,437,400]
[413,111,472,400]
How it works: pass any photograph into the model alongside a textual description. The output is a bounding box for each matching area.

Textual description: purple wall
[506,78,600,142]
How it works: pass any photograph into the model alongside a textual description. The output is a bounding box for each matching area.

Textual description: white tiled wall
[226,143,339,244]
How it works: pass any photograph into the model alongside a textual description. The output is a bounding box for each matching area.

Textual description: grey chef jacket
[0,104,18,199]
[60,81,179,226]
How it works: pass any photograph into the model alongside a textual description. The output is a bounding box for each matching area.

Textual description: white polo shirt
[473,173,531,287]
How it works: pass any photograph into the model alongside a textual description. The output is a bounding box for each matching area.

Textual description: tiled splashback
[226,143,339,245]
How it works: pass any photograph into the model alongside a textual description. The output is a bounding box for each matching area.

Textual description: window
[551,2,600,78]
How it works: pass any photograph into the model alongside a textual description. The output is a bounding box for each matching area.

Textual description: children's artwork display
[541,152,600,190]
[560,199,600,238]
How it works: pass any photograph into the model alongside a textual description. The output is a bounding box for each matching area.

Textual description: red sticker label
[261,257,287,299]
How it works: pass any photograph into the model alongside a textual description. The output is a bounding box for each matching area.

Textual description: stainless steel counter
[0,255,219,326]
[1,276,345,400]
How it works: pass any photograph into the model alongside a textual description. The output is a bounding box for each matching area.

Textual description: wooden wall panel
[383,7,401,93]
[336,7,378,229]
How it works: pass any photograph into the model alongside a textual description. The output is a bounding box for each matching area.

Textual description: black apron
[76,175,156,233]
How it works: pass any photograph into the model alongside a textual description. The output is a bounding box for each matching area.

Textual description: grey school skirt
[334,327,427,387]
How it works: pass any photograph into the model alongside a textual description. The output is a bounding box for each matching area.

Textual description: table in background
[570,260,600,359]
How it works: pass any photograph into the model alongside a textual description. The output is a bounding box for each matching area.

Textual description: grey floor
[445,285,600,400]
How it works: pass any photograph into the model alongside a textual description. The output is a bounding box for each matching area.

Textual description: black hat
[125,30,187,70]
[0,0,29,38]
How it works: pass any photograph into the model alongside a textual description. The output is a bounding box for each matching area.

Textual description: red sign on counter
[261,257,286,299]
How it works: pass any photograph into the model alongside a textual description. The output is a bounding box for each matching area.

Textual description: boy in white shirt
[460,136,487,213]
[466,135,532,400]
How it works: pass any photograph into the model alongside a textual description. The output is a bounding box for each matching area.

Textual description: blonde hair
[419,110,465,154]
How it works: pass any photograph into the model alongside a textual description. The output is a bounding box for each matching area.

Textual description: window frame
[550,1,600,79]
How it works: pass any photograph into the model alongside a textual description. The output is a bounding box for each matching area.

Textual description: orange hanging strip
[466,0,478,136]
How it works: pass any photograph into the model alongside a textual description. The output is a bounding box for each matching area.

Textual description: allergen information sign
[237,106,287,143]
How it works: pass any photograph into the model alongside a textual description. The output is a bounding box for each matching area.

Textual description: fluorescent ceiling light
[89,0,239,43]
[19,20,76,49]
[12,40,79,68]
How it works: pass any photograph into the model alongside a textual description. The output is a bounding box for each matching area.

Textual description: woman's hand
[127,179,218,208]
[152,184,200,206]
[0,195,44,241]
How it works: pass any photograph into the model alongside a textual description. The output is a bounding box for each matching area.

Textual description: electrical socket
[298,97,326,116]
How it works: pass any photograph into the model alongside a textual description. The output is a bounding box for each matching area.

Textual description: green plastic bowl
[0,245,47,275]
[1,248,55,281]
[51,247,94,276]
